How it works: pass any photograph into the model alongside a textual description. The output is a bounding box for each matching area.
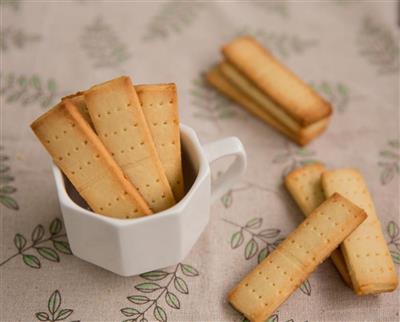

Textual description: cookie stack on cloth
[228,163,398,322]
[31,76,184,219]
[207,36,332,145]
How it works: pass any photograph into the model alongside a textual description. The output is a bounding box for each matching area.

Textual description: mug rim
[52,124,209,227]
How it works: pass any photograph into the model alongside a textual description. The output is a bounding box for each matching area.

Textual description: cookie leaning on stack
[285,163,398,295]
[31,76,184,218]
[207,36,332,145]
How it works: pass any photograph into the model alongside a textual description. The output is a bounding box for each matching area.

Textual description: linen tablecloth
[1,1,399,321]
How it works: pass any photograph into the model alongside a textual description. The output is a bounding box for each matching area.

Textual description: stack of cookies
[207,36,332,145]
[228,163,398,322]
[31,76,184,219]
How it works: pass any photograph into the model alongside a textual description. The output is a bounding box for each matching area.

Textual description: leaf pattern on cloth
[272,144,319,178]
[251,0,289,18]
[35,290,79,322]
[80,16,131,68]
[217,176,279,209]
[120,263,199,322]
[143,1,206,41]
[0,72,60,108]
[190,75,236,131]
[223,217,311,296]
[0,0,21,11]
[243,314,296,322]
[237,27,317,59]
[386,221,400,265]
[0,26,41,51]
[0,218,72,269]
[357,16,399,74]
[378,139,399,185]
[309,81,351,113]
[0,146,18,210]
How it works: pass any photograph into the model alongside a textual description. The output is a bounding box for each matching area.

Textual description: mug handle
[203,137,247,203]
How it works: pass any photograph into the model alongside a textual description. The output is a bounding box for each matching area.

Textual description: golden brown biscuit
[84,76,176,212]
[206,65,329,146]
[284,163,352,286]
[228,193,367,322]
[136,83,184,201]
[322,169,398,295]
[222,36,332,126]
[31,101,152,219]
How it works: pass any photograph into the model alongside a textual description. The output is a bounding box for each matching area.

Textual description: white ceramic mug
[52,124,247,276]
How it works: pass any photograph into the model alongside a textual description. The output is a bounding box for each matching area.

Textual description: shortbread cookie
[284,163,352,286]
[206,65,329,146]
[222,36,332,126]
[228,193,367,322]
[31,100,152,219]
[84,76,176,212]
[322,169,398,295]
[136,83,184,201]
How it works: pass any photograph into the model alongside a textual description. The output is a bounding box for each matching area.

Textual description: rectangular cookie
[222,36,332,126]
[31,100,152,219]
[135,83,185,201]
[206,65,329,146]
[284,163,352,286]
[84,76,176,213]
[322,169,398,295]
[228,193,367,322]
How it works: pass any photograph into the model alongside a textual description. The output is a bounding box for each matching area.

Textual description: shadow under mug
[53,124,247,276]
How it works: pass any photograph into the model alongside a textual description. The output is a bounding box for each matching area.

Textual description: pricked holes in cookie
[140,141,145,146]
[130,146,134,151]
[159,101,164,106]
[79,166,82,170]
[151,199,156,204]
[67,152,71,156]
[171,140,176,145]
[75,147,79,151]
[312,226,317,231]
[71,171,75,175]
[123,128,127,132]
[252,289,256,293]
[161,194,166,199]
[120,150,125,154]
[87,161,91,165]
[55,135,59,140]
[258,295,262,300]
[272,283,276,287]
[134,123,138,127]
[95,154,100,158]
[258,271,262,275]
[113,131,117,135]
[134,209,138,213]
[63,130,67,134]
[84,140,88,145]
[99,207,104,211]
[71,123,75,128]
[291,239,295,244]
[153,122,158,126]
[58,157,63,161]
[107,202,112,207]
[163,121,167,125]
[123,191,128,195]
[169,99,173,104]
[104,133,109,138]
[156,178,160,183]
[97,114,101,118]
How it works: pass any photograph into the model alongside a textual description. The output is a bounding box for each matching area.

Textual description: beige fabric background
[1,1,399,322]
